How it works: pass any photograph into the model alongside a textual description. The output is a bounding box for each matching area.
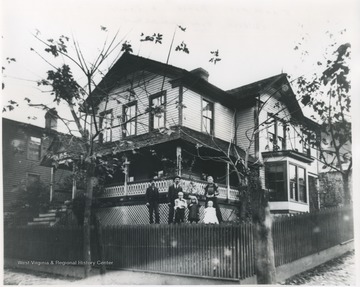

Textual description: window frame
[267,113,286,151]
[201,98,214,135]
[149,91,167,130]
[27,136,42,161]
[122,101,137,137]
[265,161,288,201]
[289,163,307,203]
[302,131,312,157]
[99,109,113,143]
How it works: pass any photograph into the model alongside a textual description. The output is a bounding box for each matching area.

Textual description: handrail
[100,178,239,201]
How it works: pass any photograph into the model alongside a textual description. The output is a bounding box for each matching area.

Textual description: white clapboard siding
[236,107,255,156]
[94,71,179,141]
[182,89,202,131]
[182,90,236,142]
[214,103,236,142]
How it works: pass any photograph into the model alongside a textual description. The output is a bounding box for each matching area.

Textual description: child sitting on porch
[174,192,187,223]
[203,200,219,224]
[187,195,200,223]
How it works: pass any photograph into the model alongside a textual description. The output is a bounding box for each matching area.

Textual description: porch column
[72,165,76,199]
[123,157,130,196]
[50,167,54,202]
[176,146,182,177]
[226,163,230,200]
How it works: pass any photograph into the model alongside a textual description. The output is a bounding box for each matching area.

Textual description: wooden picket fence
[272,205,354,267]
[4,206,353,281]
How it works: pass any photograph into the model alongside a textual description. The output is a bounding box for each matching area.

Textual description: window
[27,136,41,161]
[289,164,298,200]
[267,114,286,151]
[150,92,166,130]
[123,102,137,136]
[265,162,287,201]
[100,110,113,143]
[302,132,312,157]
[298,167,306,202]
[202,99,214,134]
[27,173,40,186]
[289,164,307,203]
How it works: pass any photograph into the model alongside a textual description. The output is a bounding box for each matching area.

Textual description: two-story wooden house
[85,53,319,221]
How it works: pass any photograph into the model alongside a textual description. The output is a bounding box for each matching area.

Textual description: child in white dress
[203,200,219,224]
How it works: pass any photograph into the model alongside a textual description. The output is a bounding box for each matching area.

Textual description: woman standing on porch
[204,176,223,223]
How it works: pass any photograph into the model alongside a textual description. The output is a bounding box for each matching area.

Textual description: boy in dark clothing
[187,195,200,223]
[146,179,160,224]
[167,175,183,224]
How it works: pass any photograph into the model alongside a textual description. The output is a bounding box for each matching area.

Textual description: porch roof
[40,133,86,168]
[262,150,314,164]
[98,126,256,164]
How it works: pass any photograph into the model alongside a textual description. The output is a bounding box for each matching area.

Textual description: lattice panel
[96,203,238,226]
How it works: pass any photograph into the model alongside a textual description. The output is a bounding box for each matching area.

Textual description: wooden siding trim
[178,85,183,126]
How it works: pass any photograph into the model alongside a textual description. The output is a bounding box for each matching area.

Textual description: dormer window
[202,99,214,135]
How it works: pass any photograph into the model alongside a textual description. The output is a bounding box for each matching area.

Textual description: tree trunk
[250,179,276,284]
[83,162,96,278]
[254,205,276,284]
[342,172,351,204]
[94,214,106,275]
[238,186,247,221]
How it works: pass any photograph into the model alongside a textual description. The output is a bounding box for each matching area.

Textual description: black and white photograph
[2,0,359,285]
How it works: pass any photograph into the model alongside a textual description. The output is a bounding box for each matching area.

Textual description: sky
[1,0,359,129]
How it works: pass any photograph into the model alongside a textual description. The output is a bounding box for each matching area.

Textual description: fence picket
[3,206,353,281]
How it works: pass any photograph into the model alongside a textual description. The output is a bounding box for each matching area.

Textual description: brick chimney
[190,68,209,81]
[45,108,58,131]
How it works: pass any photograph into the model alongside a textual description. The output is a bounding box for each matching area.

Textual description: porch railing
[100,178,239,201]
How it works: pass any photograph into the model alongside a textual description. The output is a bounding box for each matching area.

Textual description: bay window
[290,164,307,203]
[265,162,287,201]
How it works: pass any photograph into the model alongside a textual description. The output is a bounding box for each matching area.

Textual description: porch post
[176,146,182,177]
[124,156,130,196]
[50,167,54,202]
[226,163,230,200]
[72,164,76,199]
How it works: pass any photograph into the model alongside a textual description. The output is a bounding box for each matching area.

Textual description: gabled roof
[89,53,235,107]
[90,54,317,128]
[227,74,286,101]
[227,73,305,119]
[227,73,320,129]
